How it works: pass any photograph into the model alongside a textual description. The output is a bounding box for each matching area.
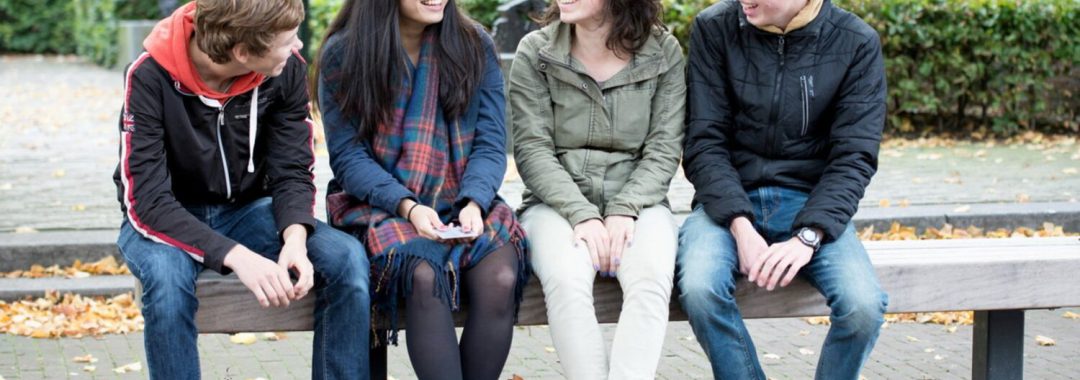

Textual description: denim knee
[676,208,740,315]
[832,289,888,336]
[309,224,370,294]
[134,255,199,324]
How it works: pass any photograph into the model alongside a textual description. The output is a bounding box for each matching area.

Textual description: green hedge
[845,0,1078,135]
[1,0,160,66]
[0,0,76,54]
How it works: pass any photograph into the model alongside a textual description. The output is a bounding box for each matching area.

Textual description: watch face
[800,228,818,242]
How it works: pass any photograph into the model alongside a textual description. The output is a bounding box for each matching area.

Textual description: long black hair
[313,0,486,141]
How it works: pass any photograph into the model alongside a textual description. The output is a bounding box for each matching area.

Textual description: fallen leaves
[2,256,130,278]
[0,291,142,338]
[1063,311,1080,320]
[1035,335,1056,347]
[804,311,975,327]
[858,222,1075,241]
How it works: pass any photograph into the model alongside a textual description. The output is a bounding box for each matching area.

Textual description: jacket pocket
[799,75,809,136]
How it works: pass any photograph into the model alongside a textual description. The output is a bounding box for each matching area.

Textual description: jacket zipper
[216,99,234,200]
[800,75,809,136]
[767,36,786,156]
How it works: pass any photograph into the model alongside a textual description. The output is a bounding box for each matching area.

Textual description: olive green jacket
[509,21,687,226]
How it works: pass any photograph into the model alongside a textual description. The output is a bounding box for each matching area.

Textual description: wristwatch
[795,227,822,251]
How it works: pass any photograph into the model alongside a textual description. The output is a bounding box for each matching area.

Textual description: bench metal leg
[370,330,388,380]
[973,310,1024,380]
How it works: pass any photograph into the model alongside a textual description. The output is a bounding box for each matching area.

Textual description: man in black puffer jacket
[675,0,889,378]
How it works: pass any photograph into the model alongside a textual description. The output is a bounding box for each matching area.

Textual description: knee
[678,270,738,316]
[411,260,438,290]
[831,290,888,335]
[138,267,197,323]
[310,229,369,290]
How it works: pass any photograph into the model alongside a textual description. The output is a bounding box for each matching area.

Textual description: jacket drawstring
[247,86,258,173]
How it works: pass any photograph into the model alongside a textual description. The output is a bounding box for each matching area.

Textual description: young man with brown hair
[114,1,370,378]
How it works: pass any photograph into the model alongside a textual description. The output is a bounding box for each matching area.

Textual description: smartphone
[434,225,480,240]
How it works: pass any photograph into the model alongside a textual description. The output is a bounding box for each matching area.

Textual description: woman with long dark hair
[315,1,527,379]
[509,0,685,378]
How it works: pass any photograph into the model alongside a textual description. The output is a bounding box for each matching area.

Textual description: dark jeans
[676,187,888,380]
[118,197,371,380]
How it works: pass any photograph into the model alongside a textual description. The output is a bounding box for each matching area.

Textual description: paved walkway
[2,55,1079,379]
[2,310,1078,379]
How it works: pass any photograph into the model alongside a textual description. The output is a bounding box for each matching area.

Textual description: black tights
[405,244,519,380]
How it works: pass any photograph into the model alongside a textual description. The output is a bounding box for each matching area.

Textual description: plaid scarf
[326,30,527,345]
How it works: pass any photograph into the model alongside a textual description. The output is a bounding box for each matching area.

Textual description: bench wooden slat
[193,237,1080,334]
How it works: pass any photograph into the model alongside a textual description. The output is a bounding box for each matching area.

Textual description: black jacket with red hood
[113,3,316,273]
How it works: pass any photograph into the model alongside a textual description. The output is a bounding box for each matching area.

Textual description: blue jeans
[118,197,371,380]
[676,187,888,380]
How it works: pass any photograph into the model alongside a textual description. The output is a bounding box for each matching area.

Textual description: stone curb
[0,275,134,301]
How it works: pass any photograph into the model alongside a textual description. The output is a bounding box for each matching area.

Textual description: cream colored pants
[521,204,677,380]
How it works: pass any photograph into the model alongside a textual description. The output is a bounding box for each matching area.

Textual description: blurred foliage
[2,0,1075,136]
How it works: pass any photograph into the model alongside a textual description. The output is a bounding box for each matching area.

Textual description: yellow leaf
[1035,335,1056,346]
[512,375,525,380]
[72,204,86,212]
[906,336,920,342]
[924,348,935,353]
[762,353,782,360]
[1017,193,1030,203]
[262,332,287,341]
[1064,168,1078,175]
[543,346,556,353]
[230,333,258,345]
[1063,311,1080,320]
[83,365,96,372]
[113,362,143,373]
[945,326,958,333]
[798,348,815,356]
[53,169,65,178]
[72,354,98,363]
[953,205,971,213]
[14,226,38,234]
[798,330,810,336]
[804,316,831,325]
[934,355,944,361]
[878,199,891,208]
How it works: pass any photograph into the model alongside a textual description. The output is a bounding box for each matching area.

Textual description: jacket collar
[738,0,832,38]
[535,20,670,88]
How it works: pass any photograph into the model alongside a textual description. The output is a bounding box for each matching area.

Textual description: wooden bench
[185,237,1080,380]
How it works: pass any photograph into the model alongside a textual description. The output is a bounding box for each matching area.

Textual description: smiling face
[740,0,807,30]
[554,0,606,26]
[400,0,448,30]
